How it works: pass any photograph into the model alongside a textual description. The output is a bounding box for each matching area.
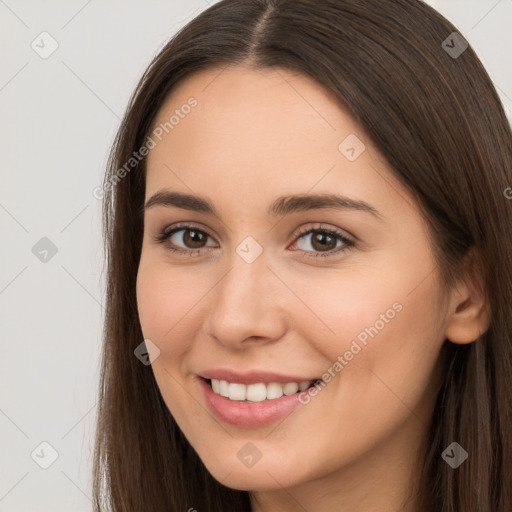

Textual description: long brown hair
[93,1,512,510]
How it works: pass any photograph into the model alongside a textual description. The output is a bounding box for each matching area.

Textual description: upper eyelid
[294,223,353,240]
[163,222,214,240]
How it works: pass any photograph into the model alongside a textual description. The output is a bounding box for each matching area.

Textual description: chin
[209,465,297,492]
[198,449,313,492]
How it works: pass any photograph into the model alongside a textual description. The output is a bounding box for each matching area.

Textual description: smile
[208,378,320,402]
[199,373,324,427]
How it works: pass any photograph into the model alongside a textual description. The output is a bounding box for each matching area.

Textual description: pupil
[312,232,335,251]
[185,230,205,248]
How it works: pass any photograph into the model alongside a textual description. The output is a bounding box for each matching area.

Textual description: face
[136,65,448,493]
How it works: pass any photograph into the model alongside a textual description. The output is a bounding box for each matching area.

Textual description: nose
[203,248,287,349]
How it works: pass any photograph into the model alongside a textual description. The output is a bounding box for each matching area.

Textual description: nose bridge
[204,243,286,347]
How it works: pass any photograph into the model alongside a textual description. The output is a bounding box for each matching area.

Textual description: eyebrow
[144,190,383,220]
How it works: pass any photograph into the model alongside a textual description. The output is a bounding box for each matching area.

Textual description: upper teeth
[210,379,314,402]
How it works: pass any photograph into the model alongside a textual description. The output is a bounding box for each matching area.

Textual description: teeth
[298,381,311,391]
[266,382,284,399]
[246,383,266,402]
[283,382,299,395]
[219,380,230,397]
[228,382,246,401]
[211,378,221,394]
[210,379,315,402]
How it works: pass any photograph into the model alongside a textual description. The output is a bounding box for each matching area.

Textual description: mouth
[197,368,325,427]
[204,377,322,402]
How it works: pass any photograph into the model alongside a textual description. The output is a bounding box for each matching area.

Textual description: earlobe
[444,249,491,345]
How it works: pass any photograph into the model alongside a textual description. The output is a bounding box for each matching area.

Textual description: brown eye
[180,229,209,249]
[155,223,354,259]
[309,231,338,252]
[290,226,355,259]
[155,225,217,254]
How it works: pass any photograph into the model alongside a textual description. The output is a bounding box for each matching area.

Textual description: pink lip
[199,368,318,385]
[199,377,306,428]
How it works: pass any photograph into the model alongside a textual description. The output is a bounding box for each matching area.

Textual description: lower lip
[199,377,305,428]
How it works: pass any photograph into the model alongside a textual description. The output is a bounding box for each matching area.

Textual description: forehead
[152,64,343,126]
[144,65,409,218]
[150,66,348,152]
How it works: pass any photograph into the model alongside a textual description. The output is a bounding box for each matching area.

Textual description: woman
[93,1,512,510]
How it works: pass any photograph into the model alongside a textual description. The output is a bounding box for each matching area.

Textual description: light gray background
[1,1,511,510]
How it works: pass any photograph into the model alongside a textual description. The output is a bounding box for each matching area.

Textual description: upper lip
[199,368,320,385]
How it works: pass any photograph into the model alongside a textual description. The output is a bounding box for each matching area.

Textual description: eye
[153,223,216,256]
[289,223,354,258]
[153,222,355,259]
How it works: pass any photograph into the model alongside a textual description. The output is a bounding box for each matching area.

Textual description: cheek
[136,258,203,349]
[280,267,406,359]
[298,262,445,408]
[136,259,207,426]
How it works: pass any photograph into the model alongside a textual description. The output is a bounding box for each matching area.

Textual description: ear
[444,247,491,345]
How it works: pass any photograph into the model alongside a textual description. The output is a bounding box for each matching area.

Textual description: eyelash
[153,222,355,259]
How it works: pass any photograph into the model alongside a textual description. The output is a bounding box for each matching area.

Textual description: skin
[136,65,490,512]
